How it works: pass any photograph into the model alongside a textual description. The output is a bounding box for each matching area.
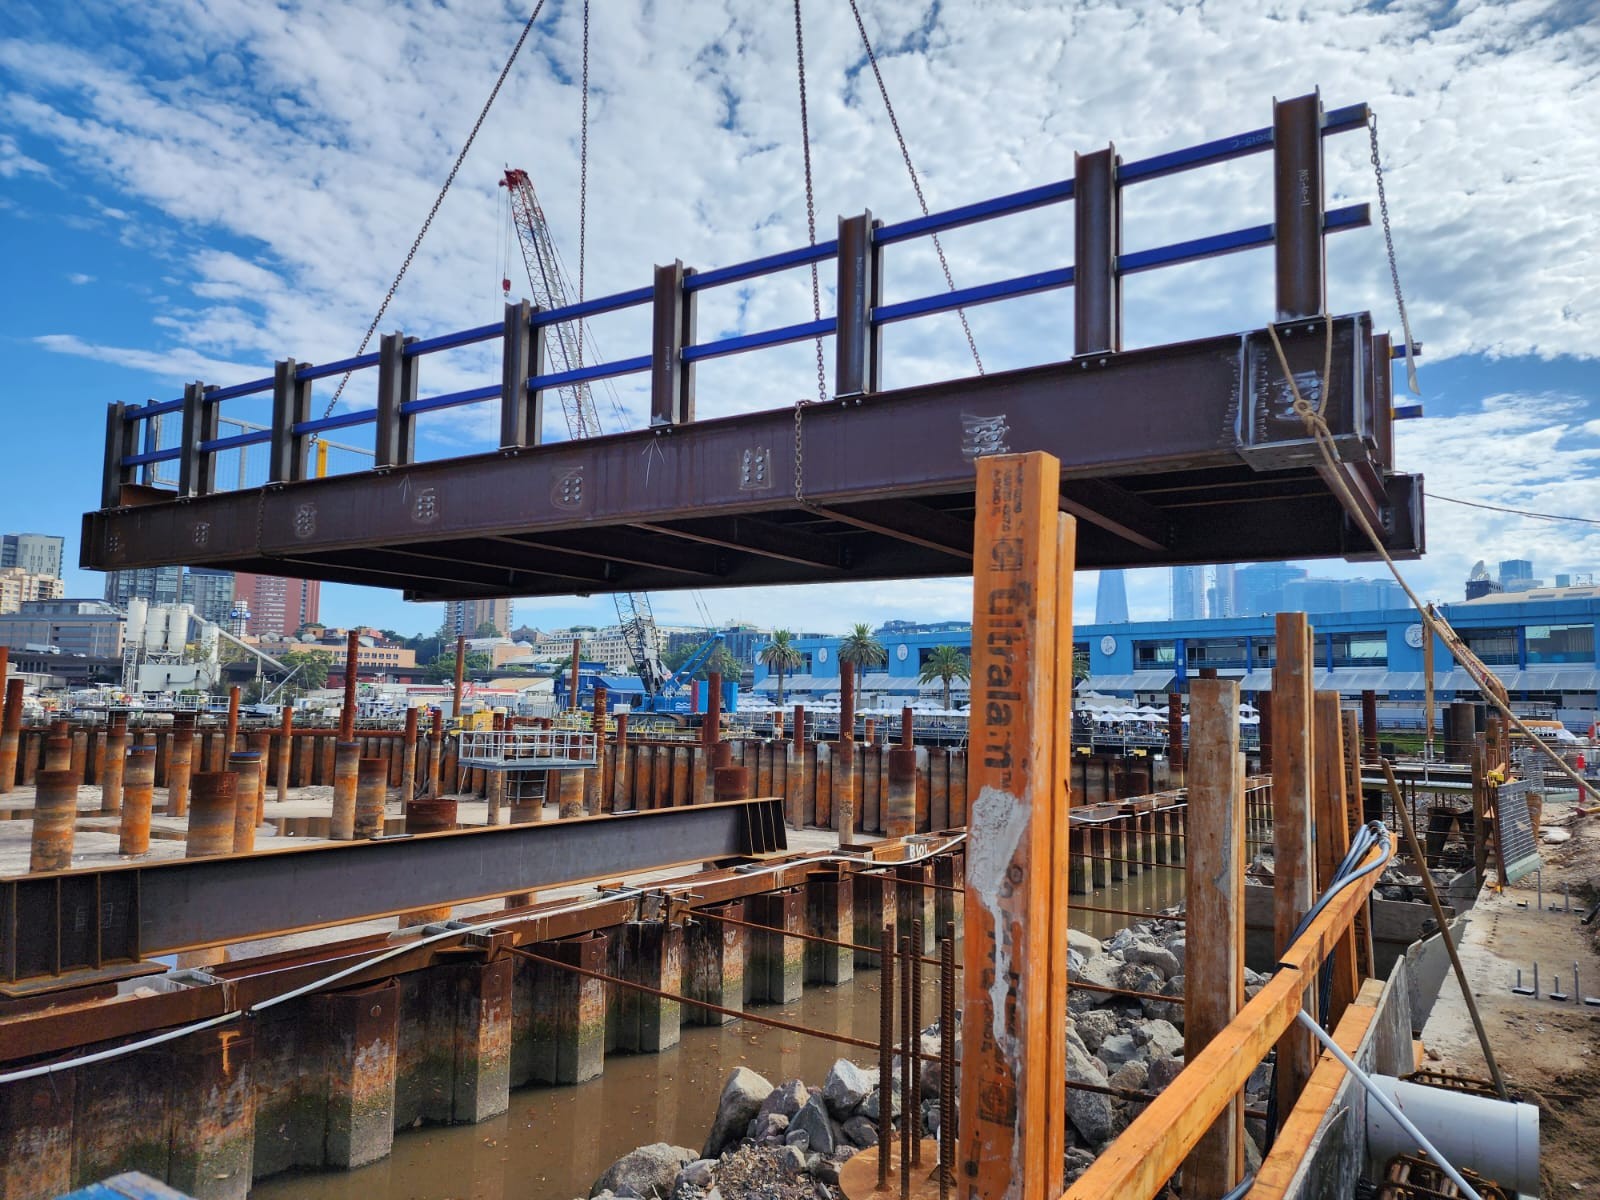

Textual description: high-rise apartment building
[180,567,236,626]
[1,533,64,578]
[233,574,321,639]
[443,598,513,639]
[0,568,65,614]
[105,565,183,609]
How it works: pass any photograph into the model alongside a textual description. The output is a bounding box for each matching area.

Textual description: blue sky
[2,0,1596,638]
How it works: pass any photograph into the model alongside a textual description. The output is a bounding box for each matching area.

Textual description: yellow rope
[1265,318,1599,815]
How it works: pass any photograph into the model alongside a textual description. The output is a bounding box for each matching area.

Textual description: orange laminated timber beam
[1062,836,1390,1200]
[958,450,1075,1200]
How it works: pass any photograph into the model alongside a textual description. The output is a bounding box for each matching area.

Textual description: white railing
[457,728,598,767]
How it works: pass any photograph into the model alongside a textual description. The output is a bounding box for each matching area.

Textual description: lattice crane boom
[500,166,666,694]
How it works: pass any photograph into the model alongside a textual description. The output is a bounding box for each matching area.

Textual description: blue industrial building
[751,586,1600,726]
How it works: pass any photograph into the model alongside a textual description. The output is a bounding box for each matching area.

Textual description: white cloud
[65,271,93,284]
[5,1,1599,631]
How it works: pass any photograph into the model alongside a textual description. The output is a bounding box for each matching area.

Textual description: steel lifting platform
[455,728,598,769]
[81,94,1423,592]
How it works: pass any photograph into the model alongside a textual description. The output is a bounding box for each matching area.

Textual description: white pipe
[1365,1075,1540,1198]
[1294,1011,1485,1200]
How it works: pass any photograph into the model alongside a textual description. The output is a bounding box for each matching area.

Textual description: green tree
[281,650,332,692]
[757,630,804,706]
[1073,649,1091,682]
[918,645,971,711]
[474,621,503,639]
[837,623,887,670]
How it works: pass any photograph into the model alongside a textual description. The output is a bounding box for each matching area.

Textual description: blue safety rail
[114,101,1376,486]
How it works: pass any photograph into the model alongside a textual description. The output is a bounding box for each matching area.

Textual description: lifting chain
[792,0,827,507]
[318,0,550,426]
[1368,111,1419,396]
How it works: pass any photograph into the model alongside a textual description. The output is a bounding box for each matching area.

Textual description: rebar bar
[939,923,955,1200]
[880,922,894,1190]
[900,932,912,1198]
[911,917,923,1167]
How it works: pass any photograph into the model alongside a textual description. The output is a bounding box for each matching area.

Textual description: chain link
[318,0,549,425]
[846,0,982,376]
[1368,112,1419,395]
[792,0,826,506]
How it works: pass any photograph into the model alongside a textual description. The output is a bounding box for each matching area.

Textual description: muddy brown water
[252,871,1185,1200]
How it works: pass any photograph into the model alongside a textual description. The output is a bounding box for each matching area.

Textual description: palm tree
[918,645,971,711]
[757,630,804,706]
[837,622,887,670]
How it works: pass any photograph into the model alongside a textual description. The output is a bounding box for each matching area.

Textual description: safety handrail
[106,98,1372,500]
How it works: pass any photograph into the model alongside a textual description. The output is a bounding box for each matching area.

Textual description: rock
[1098,1032,1140,1071]
[1064,1146,1096,1184]
[755,1078,808,1123]
[590,1143,696,1199]
[1066,1034,1116,1146]
[843,1114,879,1148]
[779,1144,808,1175]
[1147,1055,1185,1091]
[859,1085,899,1122]
[1073,1008,1119,1053]
[1105,927,1138,954]
[814,1156,842,1184]
[1068,928,1103,959]
[822,1059,876,1117]
[790,1094,836,1156]
[1245,1062,1273,1100]
[1073,952,1122,989]
[1135,1018,1185,1060]
[1162,934,1187,969]
[1543,827,1572,844]
[701,1067,773,1159]
[784,1127,809,1150]
[1108,1058,1149,1094]
[749,1111,788,1143]
[1116,961,1164,996]
[1123,942,1182,980]
[674,1160,716,1191]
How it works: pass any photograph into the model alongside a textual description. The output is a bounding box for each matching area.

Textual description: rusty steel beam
[0,797,787,991]
[82,316,1420,591]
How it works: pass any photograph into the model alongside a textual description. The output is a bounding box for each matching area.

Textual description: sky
[1,0,1596,640]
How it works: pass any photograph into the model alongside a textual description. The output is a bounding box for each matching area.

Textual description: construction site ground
[1419,789,1600,1194]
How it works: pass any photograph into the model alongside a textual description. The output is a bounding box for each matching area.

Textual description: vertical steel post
[276,705,293,803]
[1273,92,1327,321]
[120,743,155,855]
[168,712,196,816]
[939,924,956,1199]
[177,381,218,497]
[400,706,419,804]
[835,211,882,396]
[1073,147,1122,356]
[31,770,77,872]
[1270,613,1317,1115]
[0,677,20,795]
[185,771,237,858]
[910,917,924,1167]
[331,741,360,839]
[650,260,695,425]
[102,401,136,508]
[341,629,360,741]
[100,711,128,813]
[375,331,418,466]
[269,359,313,482]
[900,933,914,1196]
[1361,689,1380,763]
[499,299,535,449]
[568,637,581,712]
[229,750,261,854]
[355,756,387,838]
[452,635,467,725]
[1183,677,1245,1199]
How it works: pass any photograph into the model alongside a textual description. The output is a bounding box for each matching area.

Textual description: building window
[1187,637,1247,668]
[1134,641,1175,667]
[1253,638,1275,666]
[1330,631,1387,668]
[1525,623,1594,664]
[1462,627,1518,666]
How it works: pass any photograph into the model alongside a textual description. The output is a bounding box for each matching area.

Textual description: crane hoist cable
[316,0,550,429]
[844,0,983,376]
